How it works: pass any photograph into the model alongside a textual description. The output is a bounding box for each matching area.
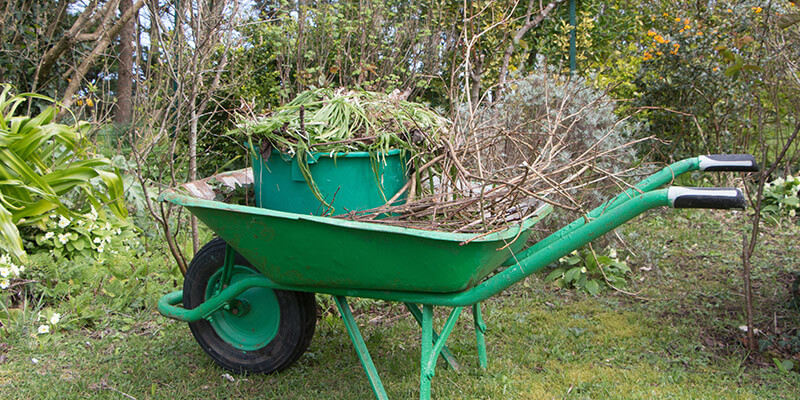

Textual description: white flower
[31,358,39,364]
[790,209,797,218]
[76,220,85,226]
[580,267,587,273]
[44,232,55,240]
[0,279,9,289]
[49,213,57,219]
[105,237,112,244]
[86,207,98,221]
[93,237,102,244]
[0,267,8,278]
[49,313,61,325]
[558,256,568,263]
[115,228,122,235]
[104,222,112,230]
[97,244,105,253]
[775,177,785,186]
[608,249,617,259]
[37,325,50,334]
[58,216,71,228]
[9,264,19,277]
[57,233,70,244]
[0,254,9,264]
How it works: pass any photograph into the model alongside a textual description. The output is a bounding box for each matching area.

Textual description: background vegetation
[0,0,798,397]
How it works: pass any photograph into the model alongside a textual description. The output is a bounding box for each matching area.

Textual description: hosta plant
[0,85,126,260]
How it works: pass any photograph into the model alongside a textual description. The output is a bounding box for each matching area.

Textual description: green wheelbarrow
[158,154,757,400]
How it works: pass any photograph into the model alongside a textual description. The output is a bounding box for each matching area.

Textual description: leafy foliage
[545,247,631,295]
[0,85,126,260]
[240,88,448,155]
[761,174,800,220]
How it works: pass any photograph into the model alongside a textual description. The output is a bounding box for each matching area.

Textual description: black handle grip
[698,154,759,172]
[668,187,746,209]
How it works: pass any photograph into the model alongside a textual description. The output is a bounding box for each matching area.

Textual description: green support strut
[472,303,488,369]
[419,305,462,400]
[404,303,461,371]
[334,296,389,400]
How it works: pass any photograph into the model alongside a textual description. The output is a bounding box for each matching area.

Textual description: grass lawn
[1,210,798,399]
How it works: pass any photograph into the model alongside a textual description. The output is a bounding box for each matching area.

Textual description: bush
[761,173,800,221]
[0,85,126,260]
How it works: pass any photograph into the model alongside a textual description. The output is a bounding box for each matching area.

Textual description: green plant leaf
[545,268,565,282]
[585,280,600,295]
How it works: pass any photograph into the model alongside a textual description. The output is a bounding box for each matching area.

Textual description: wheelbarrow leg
[333,296,389,400]
[419,304,462,400]
[404,303,461,371]
[472,303,488,370]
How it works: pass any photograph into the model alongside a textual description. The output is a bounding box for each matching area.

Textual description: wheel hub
[205,265,280,351]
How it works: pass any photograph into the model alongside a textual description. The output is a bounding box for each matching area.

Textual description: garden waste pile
[238,82,639,234]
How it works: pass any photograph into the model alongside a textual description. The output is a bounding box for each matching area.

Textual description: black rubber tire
[183,237,317,374]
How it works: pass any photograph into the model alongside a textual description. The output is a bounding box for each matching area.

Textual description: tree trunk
[115,0,135,125]
[189,105,199,255]
[59,0,145,110]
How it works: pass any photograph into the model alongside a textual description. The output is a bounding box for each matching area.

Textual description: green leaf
[585,280,600,295]
[564,267,581,283]
[545,268,565,282]
[773,357,794,373]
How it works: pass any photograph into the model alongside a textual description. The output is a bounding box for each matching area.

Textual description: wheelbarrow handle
[667,187,746,209]
[698,154,759,172]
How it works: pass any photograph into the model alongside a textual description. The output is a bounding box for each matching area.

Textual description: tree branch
[498,0,565,90]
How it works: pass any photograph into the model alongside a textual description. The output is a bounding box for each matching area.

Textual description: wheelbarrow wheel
[183,237,317,374]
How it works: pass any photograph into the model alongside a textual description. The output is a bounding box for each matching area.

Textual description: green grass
[1,211,799,399]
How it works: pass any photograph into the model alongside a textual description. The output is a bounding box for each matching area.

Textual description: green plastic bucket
[251,147,408,216]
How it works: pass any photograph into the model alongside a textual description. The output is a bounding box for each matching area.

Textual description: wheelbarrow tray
[162,187,551,293]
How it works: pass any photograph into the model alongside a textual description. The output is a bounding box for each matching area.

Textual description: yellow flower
[75,99,83,106]
[86,98,94,107]
[643,51,653,61]
[654,34,667,44]
[684,18,690,24]
[656,51,663,56]
[674,17,681,22]
[679,29,685,33]
[713,67,718,72]
[697,31,703,36]
[726,8,733,12]
[684,24,691,30]
[647,29,657,36]
[751,6,762,13]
